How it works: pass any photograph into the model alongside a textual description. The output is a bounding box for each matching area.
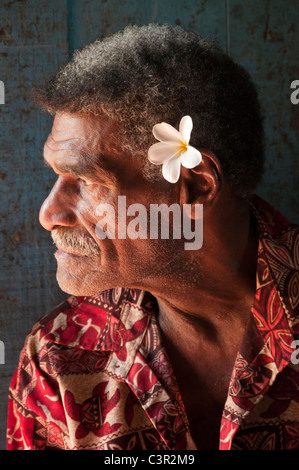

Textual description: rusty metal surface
[67,0,227,54]
[229,0,299,222]
[0,0,298,450]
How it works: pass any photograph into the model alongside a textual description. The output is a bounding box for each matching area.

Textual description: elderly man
[7,24,299,450]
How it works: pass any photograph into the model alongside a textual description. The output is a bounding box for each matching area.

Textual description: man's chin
[56,272,110,297]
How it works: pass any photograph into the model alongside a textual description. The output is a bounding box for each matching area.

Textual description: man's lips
[55,245,85,257]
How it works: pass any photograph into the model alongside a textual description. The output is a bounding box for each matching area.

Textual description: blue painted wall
[0,0,298,449]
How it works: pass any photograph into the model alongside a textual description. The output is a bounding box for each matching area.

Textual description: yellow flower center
[179,141,188,154]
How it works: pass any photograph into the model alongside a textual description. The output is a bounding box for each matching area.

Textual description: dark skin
[40,112,258,450]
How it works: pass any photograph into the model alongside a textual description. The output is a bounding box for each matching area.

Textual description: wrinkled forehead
[51,113,88,142]
[43,112,142,182]
[47,112,116,151]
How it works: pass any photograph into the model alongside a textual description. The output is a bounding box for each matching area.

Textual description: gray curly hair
[34,23,264,195]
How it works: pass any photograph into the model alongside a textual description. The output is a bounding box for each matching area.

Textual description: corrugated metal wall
[0,0,298,449]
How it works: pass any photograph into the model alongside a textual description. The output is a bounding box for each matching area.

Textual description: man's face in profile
[40,113,183,296]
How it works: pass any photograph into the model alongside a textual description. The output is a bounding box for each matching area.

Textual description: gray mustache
[51,228,100,257]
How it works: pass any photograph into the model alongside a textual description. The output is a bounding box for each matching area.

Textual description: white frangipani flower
[148,115,202,183]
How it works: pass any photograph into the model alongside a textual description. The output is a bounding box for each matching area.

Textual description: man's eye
[78,177,95,187]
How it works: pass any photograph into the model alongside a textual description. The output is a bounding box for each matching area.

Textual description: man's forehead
[44,112,127,166]
[43,112,136,181]
[49,113,107,146]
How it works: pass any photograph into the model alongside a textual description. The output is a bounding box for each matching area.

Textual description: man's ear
[178,149,223,218]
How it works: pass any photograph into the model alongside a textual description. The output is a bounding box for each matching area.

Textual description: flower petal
[162,157,181,183]
[180,146,202,169]
[179,116,193,145]
[153,122,182,144]
[148,142,182,165]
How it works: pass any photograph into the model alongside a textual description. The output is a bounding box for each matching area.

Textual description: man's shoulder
[252,196,299,330]
[251,195,299,268]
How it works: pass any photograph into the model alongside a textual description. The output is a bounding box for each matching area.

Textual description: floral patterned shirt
[7,196,299,450]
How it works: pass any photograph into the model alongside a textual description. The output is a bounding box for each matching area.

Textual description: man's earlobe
[179,150,223,216]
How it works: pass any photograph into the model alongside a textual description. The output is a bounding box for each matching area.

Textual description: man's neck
[137,194,258,340]
[134,192,258,450]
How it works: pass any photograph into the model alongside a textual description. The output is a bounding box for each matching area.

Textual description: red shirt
[7,196,299,450]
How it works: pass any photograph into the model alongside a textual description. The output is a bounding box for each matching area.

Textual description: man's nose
[39,177,77,231]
